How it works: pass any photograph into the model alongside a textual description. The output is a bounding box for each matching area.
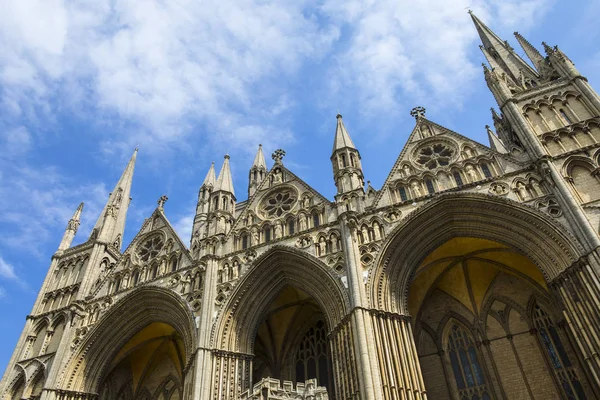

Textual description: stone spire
[332,114,357,154]
[331,114,364,202]
[513,32,545,70]
[89,148,137,250]
[249,145,268,198]
[215,154,235,197]
[203,162,216,189]
[486,125,508,154]
[57,202,84,252]
[469,11,538,83]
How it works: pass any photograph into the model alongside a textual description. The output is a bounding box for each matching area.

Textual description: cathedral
[4,12,600,400]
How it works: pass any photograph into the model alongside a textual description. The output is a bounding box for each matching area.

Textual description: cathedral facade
[4,13,600,400]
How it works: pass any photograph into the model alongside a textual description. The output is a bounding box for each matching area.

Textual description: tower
[331,114,364,210]
[471,10,600,252]
[56,202,84,253]
[192,161,216,242]
[207,154,236,238]
[248,144,268,198]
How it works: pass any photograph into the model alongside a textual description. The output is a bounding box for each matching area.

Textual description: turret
[89,148,137,251]
[191,162,216,241]
[331,114,364,203]
[248,144,268,198]
[57,202,84,252]
[208,155,236,236]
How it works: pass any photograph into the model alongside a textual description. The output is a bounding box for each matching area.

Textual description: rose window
[137,236,164,262]
[416,143,453,169]
[262,191,296,217]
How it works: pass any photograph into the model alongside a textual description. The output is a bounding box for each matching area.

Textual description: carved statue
[466,165,478,182]
[516,182,529,200]
[411,181,422,197]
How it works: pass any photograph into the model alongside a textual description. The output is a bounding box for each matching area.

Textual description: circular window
[260,190,297,218]
[415,143,454,170]
[137,236,164,262]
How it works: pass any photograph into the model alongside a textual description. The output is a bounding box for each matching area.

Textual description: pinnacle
[332,113,357,154]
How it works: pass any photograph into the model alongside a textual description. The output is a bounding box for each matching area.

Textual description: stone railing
[240,377,329,400]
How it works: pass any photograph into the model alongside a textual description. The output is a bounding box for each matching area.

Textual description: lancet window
[446,323,491,400]
[532,304,586,399]
[295,320,330,389]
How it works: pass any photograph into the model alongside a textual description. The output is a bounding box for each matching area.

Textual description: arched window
[533,304,586,399]
[46,318,66,354]
[453,171,464,187]
[254,170,258,180]
[425,179,435,195]
[446,323,491,400]
[241,234,249,250]
[30,323,48,357]
[481,163,492,179]
[264,225,271,243]
[312,213,320,228]
[350,154,356,167]
[213,197,219,210]
[398,186,408,202]
[560,109,573,125]
[133,270,140,286]
[295,320,330,389]
[114,277,121,293]
[171,257,178,272]
[341,154,347,168]
[288,219,295,235]
[151,264,158,280]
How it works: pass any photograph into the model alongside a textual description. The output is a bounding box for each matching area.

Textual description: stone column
[329,317,361,399]
[369,311,428,400]
[551,259,600,390]
[211,350,252,400]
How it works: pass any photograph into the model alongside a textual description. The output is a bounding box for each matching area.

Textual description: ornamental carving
[489,182,509,196]
[415,143,454,170]
[259,189,298,218]
[137,235,164,263]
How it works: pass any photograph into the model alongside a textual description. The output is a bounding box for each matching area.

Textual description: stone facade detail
[3,12,600,400]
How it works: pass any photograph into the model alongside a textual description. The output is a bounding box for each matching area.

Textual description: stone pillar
[551,259,600,390]
[329,318,361,399]
[369,312,428,400]
[42,389,98,400]
[211,350,252,400]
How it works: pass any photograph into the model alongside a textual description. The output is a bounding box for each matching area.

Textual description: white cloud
[0,256,18,280]
[173,214,194,245]
[0,0,551,157]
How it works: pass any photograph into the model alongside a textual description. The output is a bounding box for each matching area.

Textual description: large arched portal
[367,194,600,398]
[409,237,591,399]
[58,287,197,398]
[210,246,354,400]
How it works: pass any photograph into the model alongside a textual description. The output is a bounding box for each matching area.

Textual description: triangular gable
[373,117,524,207]
[228,162,332,235]
[89,207,194,298]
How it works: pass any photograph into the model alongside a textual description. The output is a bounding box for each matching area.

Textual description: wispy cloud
[0,0,549,158]
[0,256,18,281]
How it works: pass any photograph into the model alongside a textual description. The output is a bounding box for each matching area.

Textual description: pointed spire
[58,202,84,251]
[332,114,357,154]
[470,11,538,82]
[202,162,216,188]
[215,154,235,196]
[486,125,508,154]
[514,32,545,69]
[252,144,267,171]
[90,148,137,250]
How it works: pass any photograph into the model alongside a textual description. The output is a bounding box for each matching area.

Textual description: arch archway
[58,287,197,396]
[211,246,352,399]
[369,193,584,314]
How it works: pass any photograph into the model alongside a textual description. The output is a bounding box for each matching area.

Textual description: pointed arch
[211,245,349,353]
[57,286,197,394]
[369,193,584,314]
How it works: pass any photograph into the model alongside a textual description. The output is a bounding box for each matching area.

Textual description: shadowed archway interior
[252,286,334,396]
[98,322,185,400]
[409,237,590,400]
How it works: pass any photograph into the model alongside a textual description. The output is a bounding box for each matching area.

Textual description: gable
[374,117,526,208]
[89,208,194,299]
[228,162,333,236]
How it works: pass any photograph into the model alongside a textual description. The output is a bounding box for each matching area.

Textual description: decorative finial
[410,106,426,120]
[336,113,343,119]
[157,195,168,209]
[272,149,286,164]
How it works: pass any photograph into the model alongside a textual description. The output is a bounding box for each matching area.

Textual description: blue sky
[1,0,599,372]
